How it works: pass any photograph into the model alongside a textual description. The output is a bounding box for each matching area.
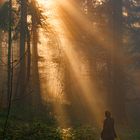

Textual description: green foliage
[0,2,16,31]
[61,126,98,140]
[0,2,9,30]
[0,120,139,140]
[118,128,140,140]
[0,121,97,140]
[0,122,62,140]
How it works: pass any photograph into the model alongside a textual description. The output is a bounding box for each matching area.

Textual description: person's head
[105,111,111,118]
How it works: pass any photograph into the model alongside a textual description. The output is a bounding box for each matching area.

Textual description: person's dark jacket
[101,117,117,140]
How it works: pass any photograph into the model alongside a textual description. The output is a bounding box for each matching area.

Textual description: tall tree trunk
[19,0,27,95]
[26,27,31,81]
[111,0,126,121]
[31,0,42,114]
[0,29,3,108]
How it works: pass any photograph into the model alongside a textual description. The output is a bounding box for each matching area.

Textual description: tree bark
[19,0,28,95]
[111,0,127,122]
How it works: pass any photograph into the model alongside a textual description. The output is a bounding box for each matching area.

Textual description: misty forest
[0,0,140,139]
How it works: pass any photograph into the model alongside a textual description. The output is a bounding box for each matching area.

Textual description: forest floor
[0,115,140,140]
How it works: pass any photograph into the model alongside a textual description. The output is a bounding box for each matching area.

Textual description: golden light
[38,0,54,5]
[36,0,118,128]
[36,0,71,128]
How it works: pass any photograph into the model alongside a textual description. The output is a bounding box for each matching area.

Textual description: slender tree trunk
[26,27,31,81]
[111,0,126,121]
[31,1,42,114]
[0,29,3,108]
[19,0,27,95]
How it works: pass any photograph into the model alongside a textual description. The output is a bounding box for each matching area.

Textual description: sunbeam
[37,0,131,129]
[0,0,140,139]
[37,0,108,128]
